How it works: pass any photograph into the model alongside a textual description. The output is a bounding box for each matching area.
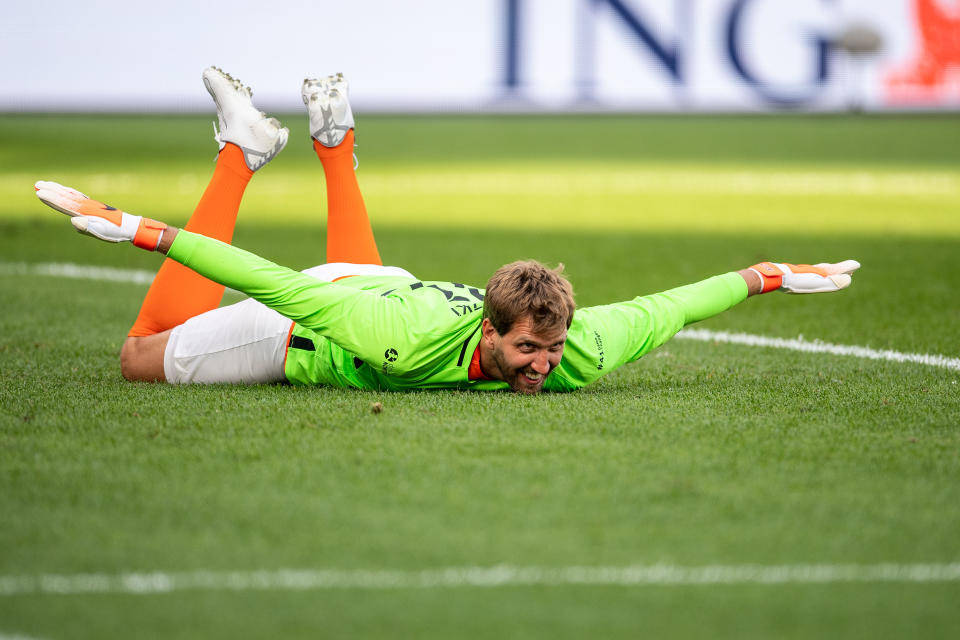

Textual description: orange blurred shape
[885,0,960,101]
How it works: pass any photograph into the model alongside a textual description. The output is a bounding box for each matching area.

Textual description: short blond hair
[484,260,575,335]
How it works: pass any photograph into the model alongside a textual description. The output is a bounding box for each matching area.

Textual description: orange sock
[313,130,382,265]
[127,144,254,337]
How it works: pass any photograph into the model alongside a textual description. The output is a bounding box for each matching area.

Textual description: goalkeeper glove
[749,260,860,294]
[34,181,167,250]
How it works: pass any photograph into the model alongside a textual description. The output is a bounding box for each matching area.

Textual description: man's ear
[481,318,498,346]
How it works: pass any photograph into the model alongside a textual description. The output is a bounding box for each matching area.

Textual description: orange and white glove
[35,181,167,250]
[749,260,860,294]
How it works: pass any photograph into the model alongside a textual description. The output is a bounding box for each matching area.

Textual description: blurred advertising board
[497,0,960,111]
[2,0,957,111]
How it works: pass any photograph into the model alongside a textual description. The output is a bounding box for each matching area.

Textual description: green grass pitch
[1,113,959,638]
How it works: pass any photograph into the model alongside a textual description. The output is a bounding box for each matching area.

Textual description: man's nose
[531,351,550,374]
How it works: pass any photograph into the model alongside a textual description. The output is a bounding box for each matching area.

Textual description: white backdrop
[2,0,957,112]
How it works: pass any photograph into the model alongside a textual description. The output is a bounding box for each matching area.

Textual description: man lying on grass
[35,67,860,394]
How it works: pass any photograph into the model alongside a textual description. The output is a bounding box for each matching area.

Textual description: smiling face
[480,315,567,394]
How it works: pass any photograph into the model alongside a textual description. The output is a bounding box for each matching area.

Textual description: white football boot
[301,73,355,147]
[202,66,289,171]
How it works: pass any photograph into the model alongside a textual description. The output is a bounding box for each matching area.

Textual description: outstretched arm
[552,261,860,389]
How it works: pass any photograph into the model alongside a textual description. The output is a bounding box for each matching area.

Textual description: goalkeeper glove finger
[749,260,860,294]
[35,180,167,250]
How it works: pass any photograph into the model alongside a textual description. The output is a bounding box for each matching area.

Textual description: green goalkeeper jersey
[168,231,748,392]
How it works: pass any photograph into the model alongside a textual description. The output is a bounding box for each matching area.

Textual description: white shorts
[163,263,416,384]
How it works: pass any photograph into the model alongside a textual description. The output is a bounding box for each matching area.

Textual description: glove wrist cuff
[749,262,784,293]
[133,217,168,251]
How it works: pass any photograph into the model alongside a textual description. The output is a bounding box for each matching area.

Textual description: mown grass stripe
[1,564,959,595]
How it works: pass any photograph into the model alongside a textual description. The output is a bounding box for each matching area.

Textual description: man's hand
[744,260,861,295]
[34,180,168,251]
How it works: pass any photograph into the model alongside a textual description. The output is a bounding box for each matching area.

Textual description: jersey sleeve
[551,272,748,388]
[166,230,433,369]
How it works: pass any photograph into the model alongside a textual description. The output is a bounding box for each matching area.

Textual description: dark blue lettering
[504,0,522,89]
[594,0,682,80]
[726,0,832,106]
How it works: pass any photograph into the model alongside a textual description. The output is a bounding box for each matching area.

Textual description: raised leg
[303,74,382,265]
[126,143,254,338]
[123,67,288,379]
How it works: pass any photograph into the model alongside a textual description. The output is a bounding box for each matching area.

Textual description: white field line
[0,261,155,285]
[0,564,958,596]
[0,261,242,294]
[677,328,960,372]
[4,261,958,372]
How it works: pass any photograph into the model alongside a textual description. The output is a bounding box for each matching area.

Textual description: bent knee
[120,332,170,382]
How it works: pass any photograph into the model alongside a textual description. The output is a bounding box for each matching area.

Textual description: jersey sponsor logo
[381,347,399,375]
[594,331,605,371]
[383,281,485,317]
